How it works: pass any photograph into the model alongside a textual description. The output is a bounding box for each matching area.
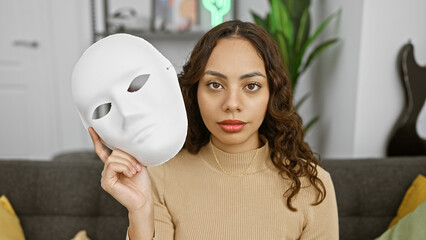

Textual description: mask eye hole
[128,74,150,93]
[92,103,111,120]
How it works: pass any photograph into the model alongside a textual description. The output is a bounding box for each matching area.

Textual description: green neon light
[202,0,231,27]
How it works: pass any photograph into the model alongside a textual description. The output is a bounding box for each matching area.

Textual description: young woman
[89,20,338,240]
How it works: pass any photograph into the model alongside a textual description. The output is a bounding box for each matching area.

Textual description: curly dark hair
[178,20,326,211]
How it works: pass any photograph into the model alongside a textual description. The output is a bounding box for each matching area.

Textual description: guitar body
[387,42,426,156]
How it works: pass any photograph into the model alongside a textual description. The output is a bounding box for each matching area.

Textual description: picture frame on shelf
[90,0,238,42]
[152,0,198,32]
[107,0,153,33]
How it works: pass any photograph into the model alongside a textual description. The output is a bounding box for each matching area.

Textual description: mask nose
[111,94,136,128]
[112,93,149,130]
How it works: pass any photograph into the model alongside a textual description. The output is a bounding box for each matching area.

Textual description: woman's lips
[218,119,246,133]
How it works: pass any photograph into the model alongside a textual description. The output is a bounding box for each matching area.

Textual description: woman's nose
[222,89,242,113]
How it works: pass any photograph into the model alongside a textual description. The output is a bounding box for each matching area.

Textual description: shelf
[95,30,205,41]
[90,0,207,43]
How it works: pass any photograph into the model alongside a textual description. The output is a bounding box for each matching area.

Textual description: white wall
[47,0,94,153]
[295,0,364,158]
[353,0,426,157]
[300,0,426,158]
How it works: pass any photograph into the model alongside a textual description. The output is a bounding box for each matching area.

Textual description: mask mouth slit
[92,103,112,120]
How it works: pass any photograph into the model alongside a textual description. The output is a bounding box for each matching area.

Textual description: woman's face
[197,38,269,152]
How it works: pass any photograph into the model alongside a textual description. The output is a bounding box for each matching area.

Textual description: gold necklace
[211,144,259,177]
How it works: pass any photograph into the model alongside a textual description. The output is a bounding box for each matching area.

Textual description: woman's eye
[207,82,223,90]
[245,83,261,91]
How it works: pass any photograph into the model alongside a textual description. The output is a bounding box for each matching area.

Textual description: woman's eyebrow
[204,70,227,79]
[240,71,266,80]
[204,70,266,80]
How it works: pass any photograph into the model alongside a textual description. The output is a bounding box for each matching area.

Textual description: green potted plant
[251,0,340,132]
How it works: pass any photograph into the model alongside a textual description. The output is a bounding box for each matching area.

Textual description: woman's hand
[88,127,153,213]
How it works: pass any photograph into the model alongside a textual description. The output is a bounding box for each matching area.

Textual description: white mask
[72,34,187,166]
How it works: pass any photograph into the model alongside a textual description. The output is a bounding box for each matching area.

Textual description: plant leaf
[280,3,294,47]
[273,31,290,70]
[302,38,339,73]
[264,13,271,34]
[295,92,311,110]
[295,8,309,52]
[251,11,266,30]
[299,10,340,70]
[291,7,309,90]
[304,115,319,133]
[269,0,294,47]
[284,0,310,20]
[269,0,279,33]
[290,71,299,90]
[306,10,340,49]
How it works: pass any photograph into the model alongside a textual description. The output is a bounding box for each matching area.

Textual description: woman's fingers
[112,149,142,170]
[101,161,135,190]
[107,154,142,175]
[88,128,143,175]
[88,127,110,163]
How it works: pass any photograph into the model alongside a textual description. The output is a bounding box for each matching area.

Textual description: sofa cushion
[0,195,25,240]
[52,151,99,162]
[0,160,102,216]
[71,230,91,240]
[321,156,426,240]
[0,160,128,240]
[388,174,426,228]
[375,200,426,240]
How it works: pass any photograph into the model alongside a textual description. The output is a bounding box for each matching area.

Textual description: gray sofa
[0,153,425,240]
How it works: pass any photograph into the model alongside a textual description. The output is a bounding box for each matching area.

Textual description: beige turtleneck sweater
[127,140,339,240]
